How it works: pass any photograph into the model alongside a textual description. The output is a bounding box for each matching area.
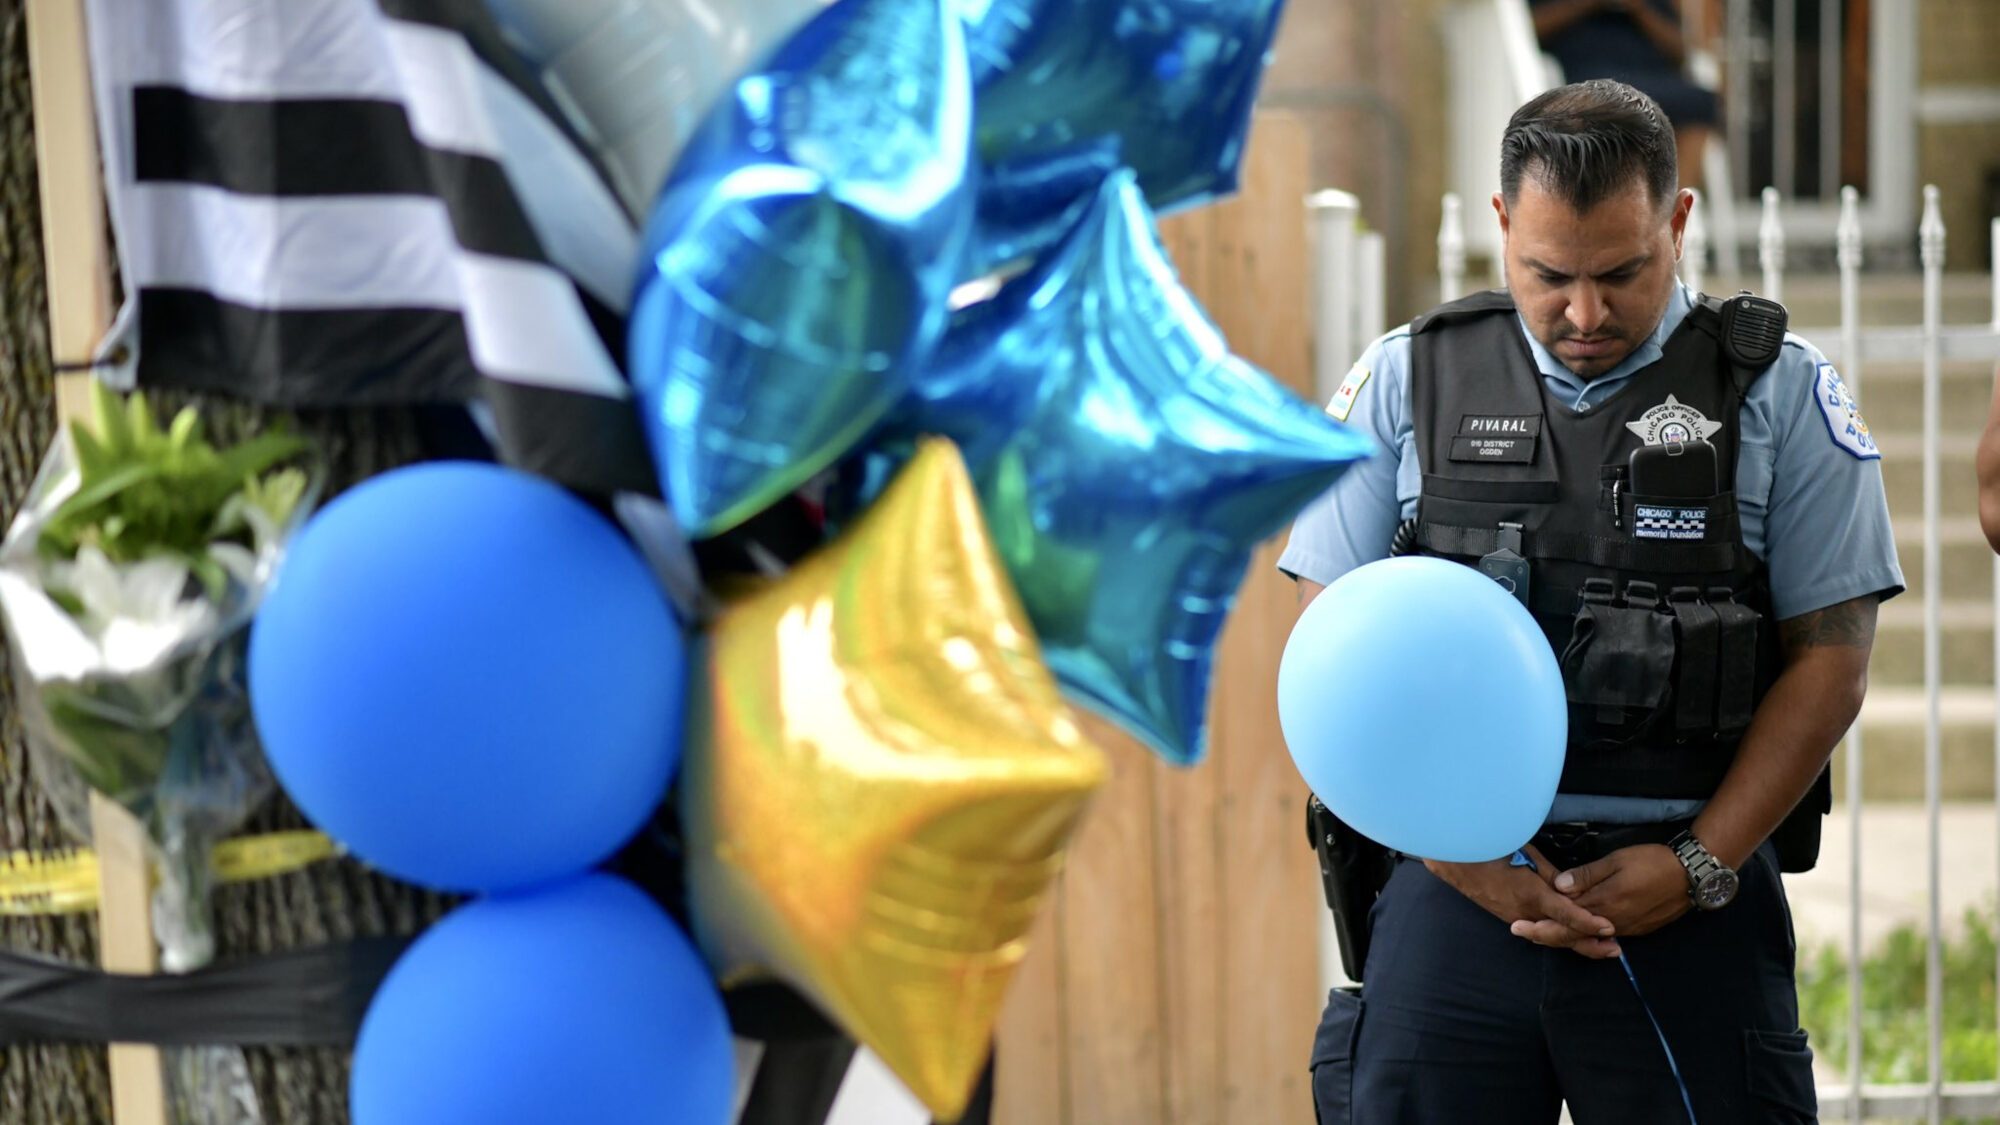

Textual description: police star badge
[1625,394,1723,445]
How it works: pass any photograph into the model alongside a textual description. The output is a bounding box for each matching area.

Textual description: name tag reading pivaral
[1449,415,1541,464]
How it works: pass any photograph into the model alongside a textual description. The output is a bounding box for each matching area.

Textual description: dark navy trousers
[1310,845,1819,1124]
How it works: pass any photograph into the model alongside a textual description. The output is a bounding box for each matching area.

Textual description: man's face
[1493,174,1691,379]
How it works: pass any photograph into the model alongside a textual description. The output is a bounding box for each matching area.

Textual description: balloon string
[1508,851,1697,1125]
[1619,952,1699,1125]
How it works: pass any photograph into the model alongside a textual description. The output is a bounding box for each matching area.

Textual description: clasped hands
[1423,842,1692,959]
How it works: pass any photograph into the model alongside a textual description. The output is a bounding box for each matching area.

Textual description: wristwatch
[1668,830,1739,910]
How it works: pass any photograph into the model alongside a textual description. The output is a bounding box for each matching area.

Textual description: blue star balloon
[629,0,975,538]
[850,170,1374,764]
[961,0,1288,270]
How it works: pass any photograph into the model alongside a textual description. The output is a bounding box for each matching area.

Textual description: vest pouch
[1559,579,1676,736]
[1708,586,1762,736]
[1769,765,1833,873]
[1667,588,1720,737]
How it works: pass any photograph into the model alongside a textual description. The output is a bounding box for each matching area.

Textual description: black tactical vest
[1408,290,1781,801]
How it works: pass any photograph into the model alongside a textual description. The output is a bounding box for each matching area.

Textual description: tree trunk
[1,5,449,1120]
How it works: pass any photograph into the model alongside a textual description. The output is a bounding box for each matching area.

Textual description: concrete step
[1873,429,1978,462]
[1844,360,1992,435]
[1842,687,1999,801]
[1871,598,1991,685]
[1778,271,1996,327]
[1890,516,1991,603]
[1881,446,1979,521]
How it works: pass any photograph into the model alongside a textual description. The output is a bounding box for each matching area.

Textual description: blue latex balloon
[248,462,686,894]
[1277,557,1568,863]
[962,0,1288,269]
[849,170,1373,764]
[352,874,733,1125]
[629,0,977,538]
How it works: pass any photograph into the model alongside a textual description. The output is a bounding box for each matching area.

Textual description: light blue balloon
[352,875,733,1125]
[1277,557,1567,863]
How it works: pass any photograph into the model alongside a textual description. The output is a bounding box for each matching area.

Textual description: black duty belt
[1529,819,1691,872]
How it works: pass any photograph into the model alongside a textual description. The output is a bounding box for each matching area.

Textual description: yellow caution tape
[214,830,340,883]
[0,847,97,916]
[0,830,339,917]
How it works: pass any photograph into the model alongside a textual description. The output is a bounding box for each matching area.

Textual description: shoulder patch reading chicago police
[1814,363,1879,460]
[1326,364,1371,423]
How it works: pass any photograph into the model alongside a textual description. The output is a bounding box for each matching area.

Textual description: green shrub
[1797,903,1999,1121]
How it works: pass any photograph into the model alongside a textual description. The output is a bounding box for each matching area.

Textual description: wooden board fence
[993,112,1325,1125]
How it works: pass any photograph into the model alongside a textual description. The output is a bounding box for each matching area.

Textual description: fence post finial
[1990,216,1999,329]
[1308,189,1364,405]
[1682,188,1707,295]
[1836,185,1863,389]
[1920,183,1946,272]
[1758,186,1785,302]
[1438,192,1466,305]
[1837,186,1863,274]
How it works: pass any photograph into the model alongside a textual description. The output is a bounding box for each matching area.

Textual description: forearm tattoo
[1778,596,1879,656]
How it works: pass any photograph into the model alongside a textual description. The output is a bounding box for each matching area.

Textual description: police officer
[1284,80,1903,1124]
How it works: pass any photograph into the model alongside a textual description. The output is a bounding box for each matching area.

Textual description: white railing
[1437,0,1557,271]
[1308,191,1389,405]
[1446,1,1940,260]
[1396,183,2000,1121]
[1836,182,1866,1117]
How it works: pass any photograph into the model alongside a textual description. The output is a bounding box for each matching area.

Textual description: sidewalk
[1782,801,1999,953]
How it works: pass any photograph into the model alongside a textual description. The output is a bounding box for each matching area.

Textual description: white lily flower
[54,546,218,676]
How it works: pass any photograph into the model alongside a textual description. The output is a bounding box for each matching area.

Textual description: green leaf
[91,379,133,459]
[190,554,229,601]
[209,433,307,489]
[70,424,109,483]
[166,407,202,452]
[37,393,316,572]
[127,392,159,449]
[244,468,308,529]
[48,460,160,525]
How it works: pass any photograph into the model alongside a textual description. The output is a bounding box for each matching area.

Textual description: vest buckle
[1622,580,1660,610]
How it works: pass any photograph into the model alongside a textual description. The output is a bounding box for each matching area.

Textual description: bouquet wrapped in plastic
[0,383,317,960]
[0,384,319,1123]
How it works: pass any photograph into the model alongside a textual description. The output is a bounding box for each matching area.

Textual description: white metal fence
[1312,183,2000,1121]
[1443,0,1935,265]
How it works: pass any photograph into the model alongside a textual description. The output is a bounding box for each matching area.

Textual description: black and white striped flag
[81,0,657,497]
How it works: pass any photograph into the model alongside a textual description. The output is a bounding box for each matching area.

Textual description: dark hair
[1499,80,1677,214]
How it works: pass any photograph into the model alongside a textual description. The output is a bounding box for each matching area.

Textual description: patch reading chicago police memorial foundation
[1633,504,1709,540]
[1450,414,1540,463]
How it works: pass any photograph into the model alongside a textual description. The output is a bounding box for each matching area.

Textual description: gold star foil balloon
[681,437,1109,1120]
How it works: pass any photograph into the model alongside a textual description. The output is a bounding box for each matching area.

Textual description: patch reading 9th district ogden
[1326,364,1371,423]
[1815,363,1879,460]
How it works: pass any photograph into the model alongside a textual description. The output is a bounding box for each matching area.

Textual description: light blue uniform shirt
[1277,283,1906,823]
